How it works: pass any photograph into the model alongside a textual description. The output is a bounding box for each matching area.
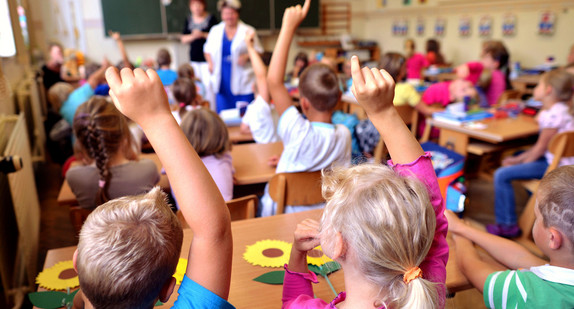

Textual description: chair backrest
[518,131,574,245]
[176,195,258,228]
[226,194,257,221]
[268,171,324,215]
[69,206,93,234]
[496,89,524,106]
[336,100,367,120]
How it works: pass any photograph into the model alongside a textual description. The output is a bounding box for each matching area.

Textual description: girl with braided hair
[66,96,160,209]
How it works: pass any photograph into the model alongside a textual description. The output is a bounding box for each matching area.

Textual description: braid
[91,118,112,206]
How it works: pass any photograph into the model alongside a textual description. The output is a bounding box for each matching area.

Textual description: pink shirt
[465,62,506,106]
[422,81,452,107]
[281,153,449,309]
[406,53,429,79]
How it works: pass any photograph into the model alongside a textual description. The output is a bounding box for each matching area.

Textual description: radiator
[15,74,46,162]
[0,113,40,308]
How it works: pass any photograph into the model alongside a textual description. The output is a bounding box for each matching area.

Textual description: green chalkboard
[101,0,319,38]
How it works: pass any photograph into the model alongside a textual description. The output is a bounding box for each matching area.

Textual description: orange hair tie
[403,267,423,284]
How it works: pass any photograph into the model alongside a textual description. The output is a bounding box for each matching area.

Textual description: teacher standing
[204,0,263,113]
[181,0,218,106]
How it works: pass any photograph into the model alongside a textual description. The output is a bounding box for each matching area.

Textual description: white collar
[529,264,574,286]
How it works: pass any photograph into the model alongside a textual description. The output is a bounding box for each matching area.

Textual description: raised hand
[244,29,255,48]
[350,56,395,116]
[282,0,311,30]
[108,30,121,41]
[105,67,170,127]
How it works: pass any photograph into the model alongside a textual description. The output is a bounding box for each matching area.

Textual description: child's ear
[159,277,176,303]
[330,232,347,260]
[73,249,79,272]
[548,227,563,250]
[300,97,311,113]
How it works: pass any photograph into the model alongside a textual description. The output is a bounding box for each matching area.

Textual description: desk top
[228,126,254,144]
[57,153,170,206]
[39,209,470,309]
[430,115,539,143]
[231,141,283,186]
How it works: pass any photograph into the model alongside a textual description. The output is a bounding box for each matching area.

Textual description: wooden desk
[231,142,283,185]
[228,126,254,144]
[430,115,539,155]
[511,74,541,95]
[424,72,457,83]
[39,209,471,308]
[57,153,170,206]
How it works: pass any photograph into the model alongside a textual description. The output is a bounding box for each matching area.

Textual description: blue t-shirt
[172,275,235,309]
[60,83,94,125]
[157,69,178,86]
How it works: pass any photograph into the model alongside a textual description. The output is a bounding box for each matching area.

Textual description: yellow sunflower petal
[243,240,291,268]
[36,260,79,291]
[173,258,188,285]
[306,245,333,266]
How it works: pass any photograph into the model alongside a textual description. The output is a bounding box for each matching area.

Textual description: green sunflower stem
[323,274,337,297]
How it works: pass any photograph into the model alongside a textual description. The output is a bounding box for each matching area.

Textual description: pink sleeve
[389,153,448,308]
[282,265,329,309]
[486,70,506,106]
[465,62,484,84]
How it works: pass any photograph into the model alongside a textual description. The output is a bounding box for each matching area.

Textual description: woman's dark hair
[425,39,445,65]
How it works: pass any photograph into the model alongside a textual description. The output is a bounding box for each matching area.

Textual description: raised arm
[105,67,232,299]
[350,56,424,163]
[109,31,134,70]
[87,59,110,90]
[245,30,269,102]
[267,0,311,116]
[446,211,546,270]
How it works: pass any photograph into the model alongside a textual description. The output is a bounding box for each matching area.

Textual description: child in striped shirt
[446,165,574,309]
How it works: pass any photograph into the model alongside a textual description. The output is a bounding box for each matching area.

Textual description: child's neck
[541,98,559,110]
[305,108,332,124]
[339,261,382,309]
[160,65,170,70]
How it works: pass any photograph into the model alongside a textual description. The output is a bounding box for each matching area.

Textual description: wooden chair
[496,89,524,106]
[268,171,324,215]
[514,131,574,256]
[69,206,93,234]
[176,194,258,228]
[373,105,419,163]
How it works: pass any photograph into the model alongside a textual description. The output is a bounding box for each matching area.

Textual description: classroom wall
[349,0,574,67]
[26,0,574,71]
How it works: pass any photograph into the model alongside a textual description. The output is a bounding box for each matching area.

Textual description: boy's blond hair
[320,164,438,309]
[299,63,340,112]
[537,165,574,246]
[77,187,183,309]
[47,82,74,110]
[541,69,574,103]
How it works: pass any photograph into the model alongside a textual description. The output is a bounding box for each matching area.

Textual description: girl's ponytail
[398,274,440,309]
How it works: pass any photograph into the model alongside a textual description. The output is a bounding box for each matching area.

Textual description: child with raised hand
[489,69,574,237]
[282,55,448,308]
[240,29,279,144]
[263,0,351,216]
[68,97,159,209]
[72,67,234,308]
[446,165,574,308]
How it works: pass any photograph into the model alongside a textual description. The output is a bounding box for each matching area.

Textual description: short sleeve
[277,106,308,147]
[538,105,569,130]
[405,84,421,107]
[173,275,235,309]
[483,270,526,309]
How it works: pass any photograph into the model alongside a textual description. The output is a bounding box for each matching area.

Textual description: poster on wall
[478,15,492,37]
[403,0,411,5]
[538,11,556,35]
[416,17,425,36]
[502,13,516,36]
[392,19,409,36]
[377,0,386,8]
[435,17,446,36]
[459,16,471,37]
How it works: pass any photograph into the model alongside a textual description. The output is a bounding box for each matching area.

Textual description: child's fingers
[105,67,122,89]
[302,0,311,16]
[133,68,148,81]
[362,66,376,88]
[120,67,135,84]
[145,68,161,84]
[350,56,365,90]
[379,69,395,87]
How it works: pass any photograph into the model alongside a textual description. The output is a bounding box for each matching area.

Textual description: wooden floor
[34,157,529,309]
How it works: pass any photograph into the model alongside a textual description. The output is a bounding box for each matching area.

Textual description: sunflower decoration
[36,260,79,290]
[243,240,292,267]
[173,258,188,285]
[306,245,333,266]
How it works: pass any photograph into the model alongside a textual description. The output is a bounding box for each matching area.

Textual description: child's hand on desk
[268,155,279,167]
[293,219,321,254]
[350,56,395,116]
[445,210,468,234]
[281,0,311,30]
[105,67,171,128]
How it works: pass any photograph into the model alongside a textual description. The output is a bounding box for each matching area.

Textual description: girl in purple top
[282,52,448,308]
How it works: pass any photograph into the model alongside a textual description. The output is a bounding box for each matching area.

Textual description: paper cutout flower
[306,245,333,266]
[244,240,291,267]
[173,258,188,285]
[36,260,79,291]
